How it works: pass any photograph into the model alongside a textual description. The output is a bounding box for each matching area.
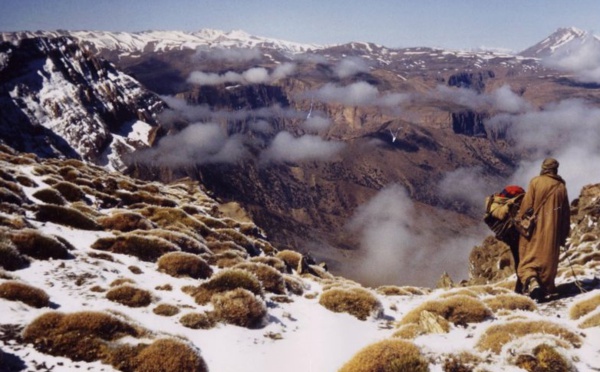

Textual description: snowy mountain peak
[519,26,589,58]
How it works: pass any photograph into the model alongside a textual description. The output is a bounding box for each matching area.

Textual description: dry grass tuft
[91,233,179,262]
[189,268,264,305]
[392,323,423,340]
[214,228,260,256]
[157,252,213,279]
[36,204,101,230]
[442,352,482,372]
[283,275,305,296]
[32,188,67,205]
[515,343,571,372]
[0,281,50,308]
[106,285,153,307]
[211,288,268,328]
[399,295,492,326]
[250,256,287,273]
[234,262,286,294]
[7,228,71,260]
[180,312,217,329]
[97,212,155,232]
[0,214,33,230]
[483,294,537,313]
[132,338,208,372]
[153,304,180,317]
[376,286,414,296]
[140,229,209,255]
[319,287,383,321]
[276,250,303,271]
[437,288,479,299]
[338,339,429,372]
[0,187,23,206]
[110,278,135,287]
[569,293,600,320]
[22,310,141,362]
[117,190,178,208]
[0,235,30,270]
[579,312,600,329]
[207,240,247,255]
[476,320,582,353]
[53,181,87,202]
[138,206,212,238]
[211,251,247,268]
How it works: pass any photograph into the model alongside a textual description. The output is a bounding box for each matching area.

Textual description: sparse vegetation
[483,294,537,312]
[319,287,383,320]
[6,228,71,260]
[338,339,429,372]
[132,338,209,372]
[22,311,141,362]
[250,256,287,273]
[515,343,571,372]
[140,229,209,255]
[399,295,492,326]
[153,304,180,317]
[214,228,260,256]
[32,187,66,205]
[97,211,155,232]
[0,236,30,270]
[110,278,135,287]
[157,252,213,279]
[442,352,482,372]
[0,281,50,308]
[106,285,153,307]
[276,249,303,271]
[569,292,600,320]
[579,312,600,329]
[476,320,582,353]
[36,204,102,230]
[91,233,179,262]
[53,181,87,202]
[211,288,268,328]
[234,262,286,294]
[283,275,305,296]
[138,206,212,238]
[189,268,264,305]
[180,312,217,329]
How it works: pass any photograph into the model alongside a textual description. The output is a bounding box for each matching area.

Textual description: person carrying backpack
[483,185,525,293]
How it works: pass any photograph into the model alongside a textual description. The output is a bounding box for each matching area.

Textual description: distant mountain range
[2,26,597,60]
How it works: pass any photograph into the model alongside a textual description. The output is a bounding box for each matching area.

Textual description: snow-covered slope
[0,29,321,58]
[0,36,164,171]
[1,145,599,372]
[519,26,599,58]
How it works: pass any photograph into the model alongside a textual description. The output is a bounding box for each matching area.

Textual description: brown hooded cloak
[517,158,570,294]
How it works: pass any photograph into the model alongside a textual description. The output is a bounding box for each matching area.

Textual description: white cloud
[543,36,600,83]
[347,184,479,286]
[433,84,530,113]
[195,46,262,62]
[187,63,297,86]
[334,57,370,78]
[310,82,409,107]
[301,116,332,133]
[133,122,248,166]
[260,131,345,163]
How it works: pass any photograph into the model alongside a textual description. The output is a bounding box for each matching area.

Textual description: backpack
[483,185,525,242]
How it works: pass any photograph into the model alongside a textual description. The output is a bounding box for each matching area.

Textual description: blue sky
[0,0,598,51]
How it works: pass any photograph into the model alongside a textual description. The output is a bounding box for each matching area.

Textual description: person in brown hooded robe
[517,158,570,301]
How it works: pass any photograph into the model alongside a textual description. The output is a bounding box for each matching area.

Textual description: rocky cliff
[0,37,165,171]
